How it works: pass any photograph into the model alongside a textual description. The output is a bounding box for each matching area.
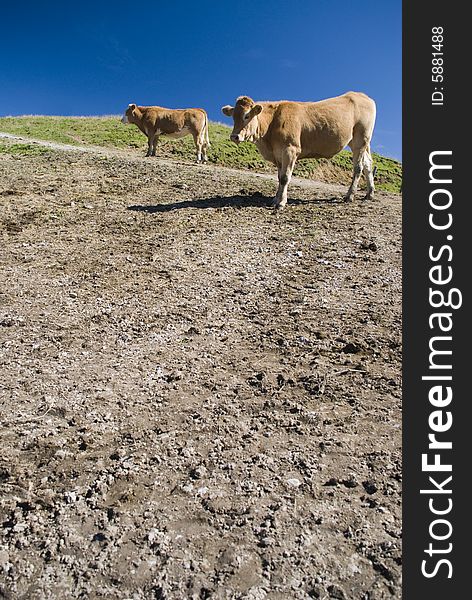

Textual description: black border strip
[403,2,467,597]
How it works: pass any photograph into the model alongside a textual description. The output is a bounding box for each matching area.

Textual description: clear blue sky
[0,0,401,159]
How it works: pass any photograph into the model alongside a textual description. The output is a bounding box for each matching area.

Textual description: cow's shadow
[128,194,344,213]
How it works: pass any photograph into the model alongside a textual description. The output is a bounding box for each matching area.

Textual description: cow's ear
[251,104,263,116]
[221,105,234,117]
[129,103,137,110]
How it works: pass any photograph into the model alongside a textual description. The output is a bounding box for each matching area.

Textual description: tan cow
[121,104,210,162]
[222,92,376,208]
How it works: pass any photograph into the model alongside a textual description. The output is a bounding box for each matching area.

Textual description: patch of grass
[0,140,51,156]
[0,116,402,192]
[0,116,143,149]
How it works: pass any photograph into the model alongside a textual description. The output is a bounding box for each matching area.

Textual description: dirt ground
[0,139,402,599]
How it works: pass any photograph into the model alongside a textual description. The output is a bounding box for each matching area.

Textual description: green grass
[0,116,144,148]
[0,140,51,156]
[0,116,402,192]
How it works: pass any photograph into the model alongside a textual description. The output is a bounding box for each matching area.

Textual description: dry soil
[0,137,402,599]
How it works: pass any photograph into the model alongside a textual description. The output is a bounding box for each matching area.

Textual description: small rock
[324,478,339,486]
[328,584,347,599]
[147,528,161,545]
[342,477,358,489]
[363,480,378,494]
[259,536,275,547]
[360,240,378,251]
[190,465,208,479]
[341,342,360,354]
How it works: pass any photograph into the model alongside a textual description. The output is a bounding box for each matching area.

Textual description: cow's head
[221,96,263,143]
[121,103,137,124]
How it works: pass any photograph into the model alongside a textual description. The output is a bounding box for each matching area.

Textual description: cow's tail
[204,111,210,147]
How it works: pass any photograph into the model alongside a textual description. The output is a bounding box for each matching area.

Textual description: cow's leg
[269,164,282,207]
[362,145,375,200]
[272,146,299,210]
[344,146,365,202]
[151,135,159,157]
[146,134,155,157]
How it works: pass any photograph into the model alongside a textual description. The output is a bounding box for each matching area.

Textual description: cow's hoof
[362,193,374,201]
[270,198,285,210]
[343,194,354,203]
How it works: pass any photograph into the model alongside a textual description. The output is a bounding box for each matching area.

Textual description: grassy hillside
[0,116,402,192]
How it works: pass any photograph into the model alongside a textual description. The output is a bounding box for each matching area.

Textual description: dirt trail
[0,137,401,599]
[0,132,337,193]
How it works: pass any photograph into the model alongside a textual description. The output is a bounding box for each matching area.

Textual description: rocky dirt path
[0,138,401,599]
[0,132,341,195]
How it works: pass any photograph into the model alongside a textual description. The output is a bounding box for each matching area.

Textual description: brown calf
[122,104,210,162]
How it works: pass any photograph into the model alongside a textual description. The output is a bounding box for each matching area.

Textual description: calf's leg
[201,135,209,162]
[362,145,375,200]
[192,132,203,163]
[198,128,209,162]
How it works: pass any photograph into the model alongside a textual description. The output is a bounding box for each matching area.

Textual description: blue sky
[0,0,401,159]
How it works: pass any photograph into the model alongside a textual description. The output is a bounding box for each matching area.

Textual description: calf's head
[121,103,137,124]
[221,96,263,143]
